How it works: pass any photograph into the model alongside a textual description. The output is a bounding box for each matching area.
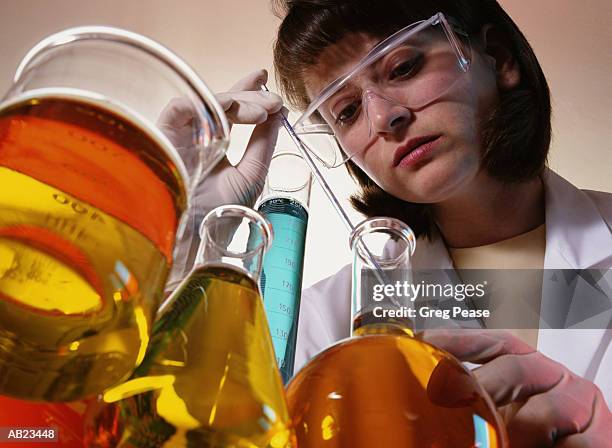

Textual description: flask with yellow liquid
[286,217,508,447]
[0,26,230,402]
[84,205,295,447]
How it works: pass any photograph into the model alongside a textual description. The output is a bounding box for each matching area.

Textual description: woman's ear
[479,24,521,90]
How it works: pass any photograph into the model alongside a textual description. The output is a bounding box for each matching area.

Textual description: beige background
[1,0,611,287]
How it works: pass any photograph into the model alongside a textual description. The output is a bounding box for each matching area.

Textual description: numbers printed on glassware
[275,327,288,340]
[52,193,105,222]
[46,193,106,244]
[281,280,294,293]
[279,302,293,315]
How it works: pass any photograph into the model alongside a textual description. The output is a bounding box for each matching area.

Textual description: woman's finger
[504,375,599,447]
[419,329,535,364]
[473,351,563,405]
[216,91,283,124]
[229,68,269,92]
[556,392,612,448]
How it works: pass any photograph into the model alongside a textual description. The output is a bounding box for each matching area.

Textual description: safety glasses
[293,12,471,168]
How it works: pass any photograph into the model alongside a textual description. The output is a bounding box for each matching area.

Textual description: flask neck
[349,217,417,338]
[195,205,272,283]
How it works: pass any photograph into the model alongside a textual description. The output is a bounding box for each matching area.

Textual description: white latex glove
[159,69,283,292]
[157,69,283,210]
[420,329,612,447]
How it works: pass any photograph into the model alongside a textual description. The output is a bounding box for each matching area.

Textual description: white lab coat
[296,169,612,405]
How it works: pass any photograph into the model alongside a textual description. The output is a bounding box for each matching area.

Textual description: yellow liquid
[286,329,507,447]
[0,94,187,401]
[86,264,294,448]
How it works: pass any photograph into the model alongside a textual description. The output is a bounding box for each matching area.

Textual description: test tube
[256,152,312,383]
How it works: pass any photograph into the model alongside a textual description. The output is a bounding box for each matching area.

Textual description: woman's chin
[390,160,475,204]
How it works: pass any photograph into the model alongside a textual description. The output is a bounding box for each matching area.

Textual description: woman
[268,0,612,446]
[168,0,611,445]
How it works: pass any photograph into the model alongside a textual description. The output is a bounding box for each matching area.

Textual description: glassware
[256,152,312,383]
[285,217,508,447]
[84,205,295,447]
[293,12,470,168]
[0,26,230,401]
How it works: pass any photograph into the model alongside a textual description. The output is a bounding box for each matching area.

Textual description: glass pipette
[261,85,356,235]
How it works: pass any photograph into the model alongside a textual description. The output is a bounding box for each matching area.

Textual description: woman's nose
[363,90,412,136]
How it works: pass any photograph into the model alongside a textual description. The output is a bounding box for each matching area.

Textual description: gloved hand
[420,329,612,448]
[157,68,284,210]
[159,69,283,292]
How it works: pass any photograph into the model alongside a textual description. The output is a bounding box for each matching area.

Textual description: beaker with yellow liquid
[85,205,295,447]
[0,26,230,401]
[286,217,508,447]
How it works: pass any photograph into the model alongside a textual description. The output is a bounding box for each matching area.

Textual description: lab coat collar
[411,228,453,270]
[543,169,612,269]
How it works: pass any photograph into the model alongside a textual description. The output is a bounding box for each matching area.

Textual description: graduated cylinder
[257,152,312,383]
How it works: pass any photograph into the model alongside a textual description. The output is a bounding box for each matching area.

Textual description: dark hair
[273,0,551,239]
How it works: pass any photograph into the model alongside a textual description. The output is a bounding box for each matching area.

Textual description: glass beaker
[256,151,311,383]
[85,205,295,447]
[0,26,230,401]
[286,217,508,447]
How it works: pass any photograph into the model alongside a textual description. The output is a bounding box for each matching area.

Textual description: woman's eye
[389,55,422,80]
[335,102,360,125]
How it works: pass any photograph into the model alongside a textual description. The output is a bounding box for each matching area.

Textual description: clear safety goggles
[293,12,471,168]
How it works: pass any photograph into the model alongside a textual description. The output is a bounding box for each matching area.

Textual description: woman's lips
[393,135,442,168]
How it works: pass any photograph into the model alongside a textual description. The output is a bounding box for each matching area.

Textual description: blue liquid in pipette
[257,197,308,383]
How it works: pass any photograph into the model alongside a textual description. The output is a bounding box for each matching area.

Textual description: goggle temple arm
[436,13,471,72]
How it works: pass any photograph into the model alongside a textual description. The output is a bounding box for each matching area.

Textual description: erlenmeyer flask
[84,205,295,447]
[286,217,508,447]
[256,152,312,383]
[0,26,229,401]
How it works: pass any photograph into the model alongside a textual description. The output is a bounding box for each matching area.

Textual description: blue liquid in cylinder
[257,197,308,383]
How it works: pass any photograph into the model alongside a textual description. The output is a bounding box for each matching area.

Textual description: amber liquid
[286,329,506,447]
[85,264,294,447]
[0,93,187,401]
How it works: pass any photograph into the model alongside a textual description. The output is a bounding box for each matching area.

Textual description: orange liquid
[286,333,506,447]
[0,95,184,258]
[0,94,187,401]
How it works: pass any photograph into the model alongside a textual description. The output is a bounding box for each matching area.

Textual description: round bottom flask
[286,217,507,447]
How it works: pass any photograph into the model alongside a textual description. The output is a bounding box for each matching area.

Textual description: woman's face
[304,32,500,204]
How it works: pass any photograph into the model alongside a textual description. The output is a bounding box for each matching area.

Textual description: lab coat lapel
[542,169,612,270]
[539,169,612,382]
